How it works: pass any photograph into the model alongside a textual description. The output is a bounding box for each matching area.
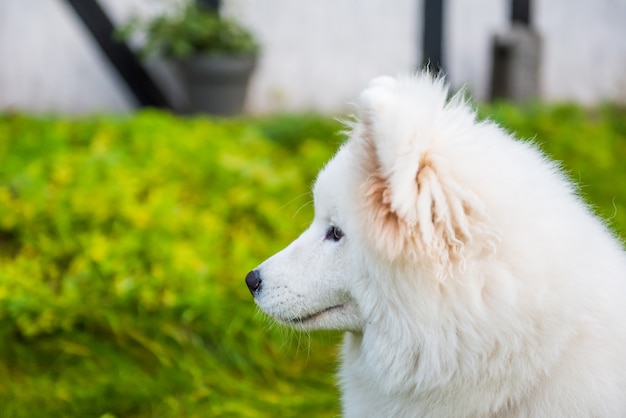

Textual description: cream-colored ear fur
[354,74,497,275]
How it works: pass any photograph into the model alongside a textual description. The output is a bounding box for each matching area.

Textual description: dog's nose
[245,270,262,295]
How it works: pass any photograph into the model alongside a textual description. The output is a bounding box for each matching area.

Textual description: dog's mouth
[283,304,344,324]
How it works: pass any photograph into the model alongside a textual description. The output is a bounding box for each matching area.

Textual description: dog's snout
[245,269,262,295]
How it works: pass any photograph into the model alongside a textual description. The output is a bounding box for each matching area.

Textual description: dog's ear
[354,75,496,275]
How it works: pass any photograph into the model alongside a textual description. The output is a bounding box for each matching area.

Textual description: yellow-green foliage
[0,112,343,417]
[0,105,624,417]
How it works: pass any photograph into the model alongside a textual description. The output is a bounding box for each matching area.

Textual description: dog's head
[246,74,498,332]
[245,144,365,331]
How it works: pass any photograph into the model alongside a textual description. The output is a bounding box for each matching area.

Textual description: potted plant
[118,1,259,115]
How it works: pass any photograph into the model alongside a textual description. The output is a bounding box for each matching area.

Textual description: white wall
[223,0,419,113]
[536,0,626,103]
[1,0,625,114]
[0,0,134,113]
[0,0,174,114]
[445,0,509,99]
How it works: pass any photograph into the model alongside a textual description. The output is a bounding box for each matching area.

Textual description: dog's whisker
[292,198,313,219]
[278,192,311,213]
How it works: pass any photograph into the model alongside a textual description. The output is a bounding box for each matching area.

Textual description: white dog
[246,73,626,417]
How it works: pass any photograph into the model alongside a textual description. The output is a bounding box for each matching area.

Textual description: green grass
[0,112,343,418]
[0,104,624,417]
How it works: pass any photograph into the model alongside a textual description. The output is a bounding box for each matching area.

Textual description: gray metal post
[489,0,541,102]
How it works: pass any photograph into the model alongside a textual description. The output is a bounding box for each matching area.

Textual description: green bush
[0,105,624,417]
[116,2,259,58]
[0,112,341,417]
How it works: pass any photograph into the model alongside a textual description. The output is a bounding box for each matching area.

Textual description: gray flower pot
[174,54,257,116]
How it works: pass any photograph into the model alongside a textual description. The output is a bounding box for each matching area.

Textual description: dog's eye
[325,225,344,242]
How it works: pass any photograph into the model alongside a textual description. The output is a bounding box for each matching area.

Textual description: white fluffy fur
[250,73,626,417]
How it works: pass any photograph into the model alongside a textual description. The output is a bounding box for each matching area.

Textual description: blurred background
[0,1,625,417]
[1,0,625,115]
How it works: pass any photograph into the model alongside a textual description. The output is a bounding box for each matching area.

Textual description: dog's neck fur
[337,259,583,417]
